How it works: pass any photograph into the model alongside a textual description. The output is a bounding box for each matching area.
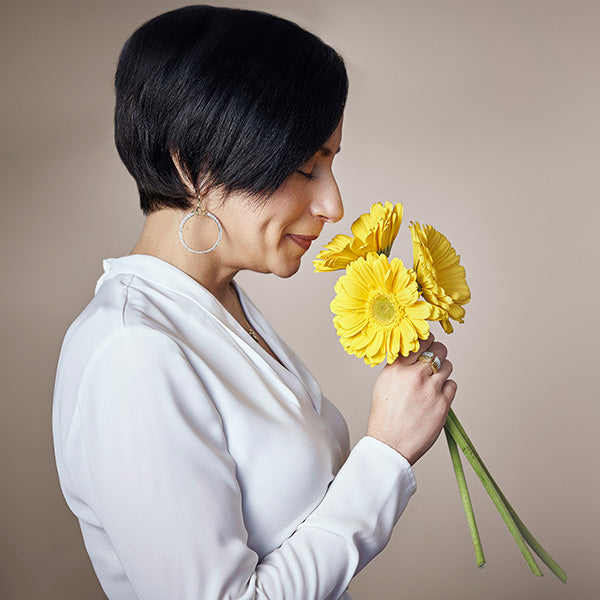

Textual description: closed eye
[297,169,317,180]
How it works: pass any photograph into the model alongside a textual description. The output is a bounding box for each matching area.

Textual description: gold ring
[417,351,434,364]
[417,350,441,375]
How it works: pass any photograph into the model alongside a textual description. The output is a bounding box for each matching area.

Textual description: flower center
[369,292,404,326]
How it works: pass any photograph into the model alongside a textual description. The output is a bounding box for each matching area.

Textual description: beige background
[1,0,598,598]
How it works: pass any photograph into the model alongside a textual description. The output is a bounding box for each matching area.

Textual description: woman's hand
[366,334,457,466]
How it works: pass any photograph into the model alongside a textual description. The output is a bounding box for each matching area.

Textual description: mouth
[287,234,318,251]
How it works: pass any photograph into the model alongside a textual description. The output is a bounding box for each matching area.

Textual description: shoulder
[58,274,180,375]
[63,266,223,365]
[54,272,198,425]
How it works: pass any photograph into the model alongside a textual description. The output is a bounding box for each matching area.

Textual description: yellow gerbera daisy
[314,202,403,272]
[410,222,471,334]
[330,252,439,366]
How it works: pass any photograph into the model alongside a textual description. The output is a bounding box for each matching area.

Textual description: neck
[129,208,239,305]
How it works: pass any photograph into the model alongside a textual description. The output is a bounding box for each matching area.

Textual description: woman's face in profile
[214,118,344,278]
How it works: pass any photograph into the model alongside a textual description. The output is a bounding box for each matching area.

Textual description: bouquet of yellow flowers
[314,202,566,582]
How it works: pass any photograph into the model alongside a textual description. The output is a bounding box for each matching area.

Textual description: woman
[52,6,456,599]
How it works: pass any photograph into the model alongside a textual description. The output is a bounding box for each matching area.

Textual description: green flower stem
[444,415,544,577]
[379,244,393,257]
[447,409,567,584]
[444,426,486,567]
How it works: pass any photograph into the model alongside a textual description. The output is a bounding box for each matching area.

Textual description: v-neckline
[98,255,320,413]
[228,281,323,415]
[230,280,293,374]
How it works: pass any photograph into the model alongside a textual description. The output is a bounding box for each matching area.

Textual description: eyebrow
[318,145,342,157]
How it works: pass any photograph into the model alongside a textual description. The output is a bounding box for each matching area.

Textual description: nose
[311,176,344,223]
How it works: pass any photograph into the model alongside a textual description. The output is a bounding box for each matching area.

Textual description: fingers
[395,333,435,366]
[417,333,435,356]
[392,335,456,403]
[414,341,448,377]
[442,378,458,403]
[434,358,453,382]
[427,341,448,364]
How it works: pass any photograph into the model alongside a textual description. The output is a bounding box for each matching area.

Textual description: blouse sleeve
[76,326,416,600]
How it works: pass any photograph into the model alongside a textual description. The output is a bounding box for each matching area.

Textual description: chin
[272,259,302,279]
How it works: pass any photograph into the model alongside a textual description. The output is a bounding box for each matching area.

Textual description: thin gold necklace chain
[246,324,261,342]
[229,281,261,343]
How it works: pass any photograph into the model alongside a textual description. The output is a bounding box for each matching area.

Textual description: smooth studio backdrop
[1,1,598,598]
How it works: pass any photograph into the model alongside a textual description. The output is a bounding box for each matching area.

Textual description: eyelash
[297,169,317,180]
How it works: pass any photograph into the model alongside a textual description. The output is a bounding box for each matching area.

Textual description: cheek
[247,187,309,247]
[281,200,310,230]
[263,210,297,241]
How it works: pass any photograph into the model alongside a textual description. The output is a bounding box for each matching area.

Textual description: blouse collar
[95,254,323,414]
[96,254,229,313]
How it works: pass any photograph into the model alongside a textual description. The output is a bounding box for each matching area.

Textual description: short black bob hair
[114,5,349,214]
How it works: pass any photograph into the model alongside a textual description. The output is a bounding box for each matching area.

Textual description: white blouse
[52,254,416,600]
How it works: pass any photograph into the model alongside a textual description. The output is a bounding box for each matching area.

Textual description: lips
[287,234,318,251]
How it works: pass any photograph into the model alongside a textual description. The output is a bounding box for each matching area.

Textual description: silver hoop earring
[178,195,223,254]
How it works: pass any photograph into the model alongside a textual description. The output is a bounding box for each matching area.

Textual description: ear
[169,149,210,198]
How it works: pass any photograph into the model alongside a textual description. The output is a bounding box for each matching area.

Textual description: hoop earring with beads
[178,192,223,254]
